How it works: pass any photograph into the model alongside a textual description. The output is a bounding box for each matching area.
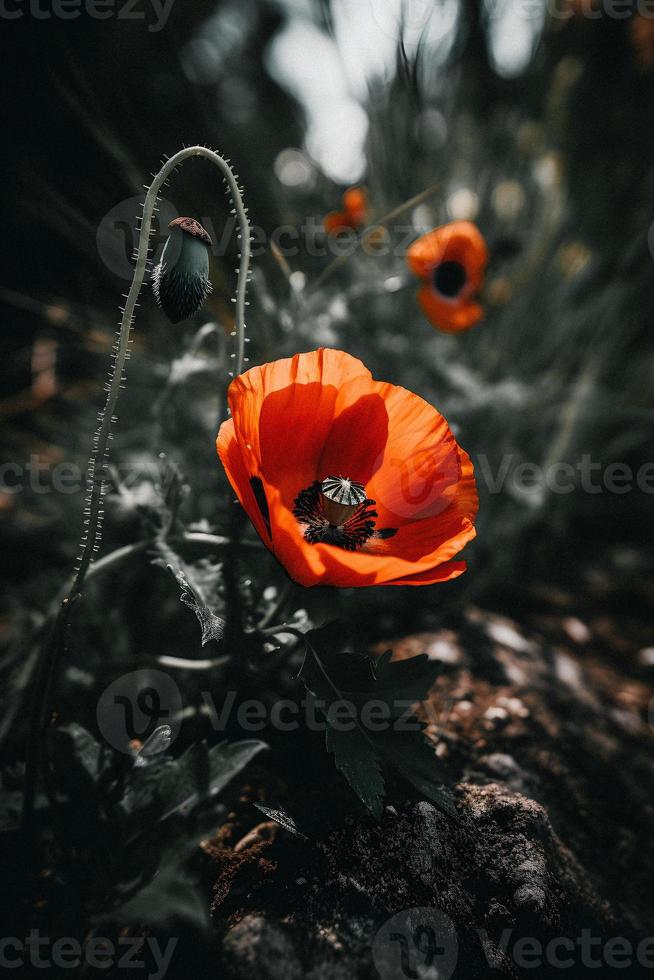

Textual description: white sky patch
[328,0,402,99]
[486,0,546,78]
[266,1,457,183]
[269,0,545,180]
[359,0,458,61]
[266,17,368,183]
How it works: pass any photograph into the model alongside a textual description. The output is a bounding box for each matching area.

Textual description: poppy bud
[152,217,213,323]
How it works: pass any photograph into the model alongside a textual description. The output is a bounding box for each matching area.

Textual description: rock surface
[207,603,654,979]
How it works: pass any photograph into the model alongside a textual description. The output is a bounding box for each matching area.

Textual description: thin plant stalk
[309,181,441,294]
[22,146,251,834]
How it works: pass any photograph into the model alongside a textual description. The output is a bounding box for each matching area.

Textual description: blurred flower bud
[152,217,213,323]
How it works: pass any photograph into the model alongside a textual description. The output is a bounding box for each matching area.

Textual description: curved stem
[74,146,250,592]
[22,146,251,835]
[77,532,263,586]
[257,581,293,630]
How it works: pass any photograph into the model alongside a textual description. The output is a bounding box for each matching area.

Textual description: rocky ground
[203,590,654,979]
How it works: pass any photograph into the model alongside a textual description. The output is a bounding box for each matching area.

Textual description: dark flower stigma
[433,260,466,298]
[293,480,377,551]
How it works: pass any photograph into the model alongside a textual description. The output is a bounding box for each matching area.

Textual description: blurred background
[2,0,654,662]
[2,4,654,971]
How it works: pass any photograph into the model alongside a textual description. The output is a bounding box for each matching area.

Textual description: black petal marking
[250,477,272,539]
[433,260,466,298]
[376,527,398,539]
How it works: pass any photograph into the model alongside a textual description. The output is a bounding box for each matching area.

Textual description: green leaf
[375,730,458,820]
[300,627,443,718]
[370,649,444,714]
[297,625,453,819]
[325,723,385,819]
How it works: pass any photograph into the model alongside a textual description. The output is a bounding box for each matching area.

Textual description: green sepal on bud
[152,217,213,323]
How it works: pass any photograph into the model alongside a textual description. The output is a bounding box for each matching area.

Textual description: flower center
[293,476,377,551]
[433,260,466,298]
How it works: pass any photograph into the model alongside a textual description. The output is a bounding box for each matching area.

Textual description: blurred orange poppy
[407,221,488,333]
[630,15,654,69]
[216,349,478,587]
[324,187,368,234]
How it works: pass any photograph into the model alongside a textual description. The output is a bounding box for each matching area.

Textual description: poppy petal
[324,210,348,234]
[324,187,368,234]
[228,349,371,507]
[263,482,476,588]
[216,418,273,545]
[363,384,478,528]
[317,380,390,486]
[217,349,479,589]
[417,286,484,333]
[383,560,468,586]
[342,187,368,226]
[407,221,488,284]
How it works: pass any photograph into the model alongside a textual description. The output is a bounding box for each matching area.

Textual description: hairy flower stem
[22,146,251,835]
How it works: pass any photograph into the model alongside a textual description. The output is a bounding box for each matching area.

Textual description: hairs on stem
[22,146,251,835]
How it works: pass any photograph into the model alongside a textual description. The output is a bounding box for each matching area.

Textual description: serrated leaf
[253,802,308,839]
[372,650,444,707]
[300,628,443,717]
[297,625,453,819]
[164,562,225,646]
[375,730,458,820]
[325,724,385,819]
[121,739,266,833]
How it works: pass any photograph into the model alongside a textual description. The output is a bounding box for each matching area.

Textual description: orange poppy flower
[630,15,654,69]
[406,221,488,333]
[324,187,368,234]
[216,349,478,588]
